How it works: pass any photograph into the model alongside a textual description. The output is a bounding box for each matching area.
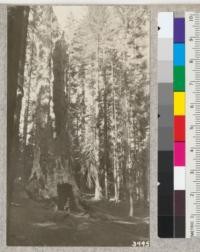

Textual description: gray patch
[158,83,173,106]
[158,38,173,61]
[158,127,173,151]
[157,61,173,83]
[158,105,173,127]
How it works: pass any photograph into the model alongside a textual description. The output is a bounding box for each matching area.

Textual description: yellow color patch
[174,92,185,115]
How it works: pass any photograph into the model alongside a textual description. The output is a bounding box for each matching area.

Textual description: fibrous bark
[7,6,30,202]
[52,35,83,210]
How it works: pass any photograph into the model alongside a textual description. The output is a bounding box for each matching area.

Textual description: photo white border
[1,0,200,5]
[2,3,200,252]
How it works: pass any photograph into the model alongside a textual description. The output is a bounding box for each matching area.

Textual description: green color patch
[174,66,185,91]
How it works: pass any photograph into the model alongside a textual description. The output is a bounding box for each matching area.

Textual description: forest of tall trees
[7,5,150,246]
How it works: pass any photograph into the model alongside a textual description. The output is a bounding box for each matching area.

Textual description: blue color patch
[174,44,185,66]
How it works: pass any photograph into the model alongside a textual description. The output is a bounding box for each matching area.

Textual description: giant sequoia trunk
[7,7,29,245]
[7,6,29,202]
[52,35,82,210]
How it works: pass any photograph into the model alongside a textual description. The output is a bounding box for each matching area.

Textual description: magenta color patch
[174,142,185,166]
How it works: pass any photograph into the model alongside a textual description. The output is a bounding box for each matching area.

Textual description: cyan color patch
[174,43,185,66]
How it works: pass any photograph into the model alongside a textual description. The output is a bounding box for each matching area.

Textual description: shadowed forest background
[7,5,150,246]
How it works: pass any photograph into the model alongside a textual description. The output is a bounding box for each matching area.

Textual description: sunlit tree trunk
[111,60,120,202]
[102,65,109,200]
[22,37,35,181]
[94,168,103,200]
[121,51,135,216]
[129,188,134,217]
[93,34,103,200]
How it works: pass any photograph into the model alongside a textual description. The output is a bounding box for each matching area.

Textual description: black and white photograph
[7,5,150,246]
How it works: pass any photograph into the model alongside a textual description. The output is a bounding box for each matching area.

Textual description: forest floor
[8,188,149,247]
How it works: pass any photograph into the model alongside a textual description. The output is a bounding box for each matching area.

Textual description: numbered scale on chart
[186,12,200,238]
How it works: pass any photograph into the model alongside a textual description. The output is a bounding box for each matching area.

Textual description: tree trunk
[92,34,103,200]
[94,169,103,200]
[7,6,30,203]
[80,64,86,144]
[104,170,108,199]
[22,37,34,181]
[7,7,29,245]
[102,66,109,199]
[121,75,129,197]
[53,35,83,211]
[112,60,120,202]
[129,189,134,217]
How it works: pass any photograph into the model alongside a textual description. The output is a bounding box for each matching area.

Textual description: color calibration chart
[158,12,200,238]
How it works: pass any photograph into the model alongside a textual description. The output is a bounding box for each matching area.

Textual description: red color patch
[174,116,185,142]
